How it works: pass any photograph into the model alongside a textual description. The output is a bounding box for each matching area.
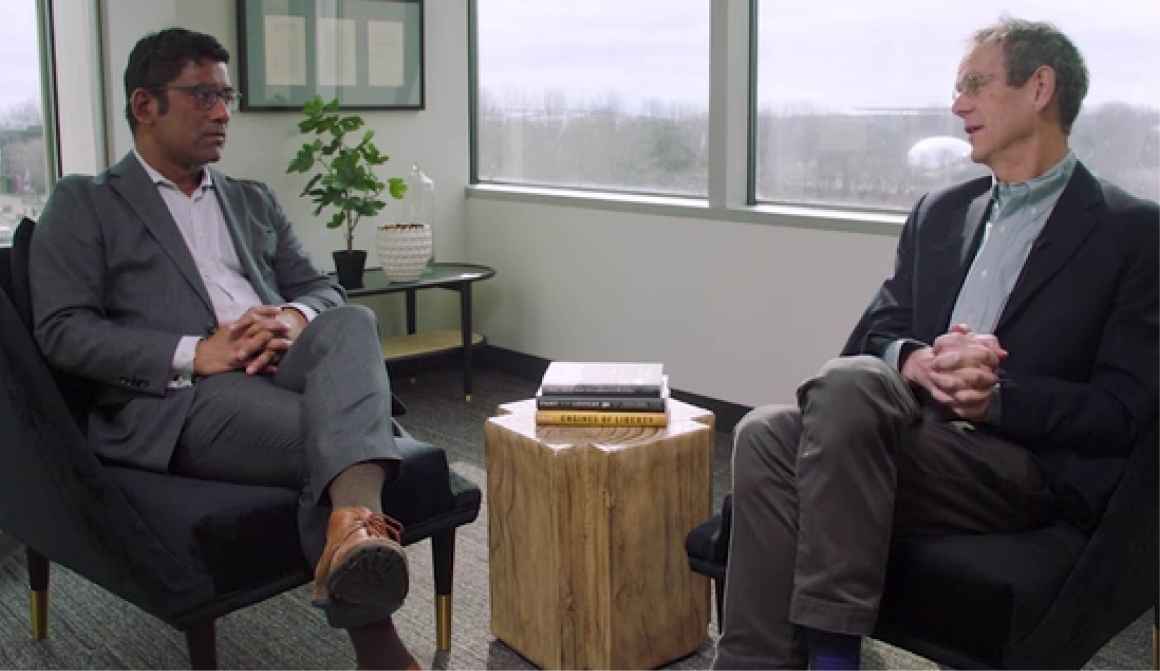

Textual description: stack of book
[535,361,669,427]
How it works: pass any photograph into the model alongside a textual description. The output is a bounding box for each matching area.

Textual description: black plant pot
[333,250,367,289]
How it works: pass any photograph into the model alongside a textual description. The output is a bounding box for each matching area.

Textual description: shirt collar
[990,150,1077,209]
[131,147,214,193]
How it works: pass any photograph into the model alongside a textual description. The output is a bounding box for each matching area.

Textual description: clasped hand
[193,305,307,377]
[901,324,1007,421]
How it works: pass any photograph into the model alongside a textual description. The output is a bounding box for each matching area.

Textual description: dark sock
[805,627,861,670]
[347,618,417,669]
[329,462,386,513]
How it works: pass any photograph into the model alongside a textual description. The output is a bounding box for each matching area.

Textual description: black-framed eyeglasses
[156,84,241,111]
[953,73,998,102]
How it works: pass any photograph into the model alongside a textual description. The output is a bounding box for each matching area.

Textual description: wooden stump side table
[484,399,714,669]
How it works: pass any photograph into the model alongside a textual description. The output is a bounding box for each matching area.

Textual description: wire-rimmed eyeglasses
[156,84,241,112]
[953,73,997,102]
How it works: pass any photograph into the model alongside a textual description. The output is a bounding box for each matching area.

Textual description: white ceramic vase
[377,223,432,282]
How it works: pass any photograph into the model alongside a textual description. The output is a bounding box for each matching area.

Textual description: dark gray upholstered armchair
[0,217,481,668]
[686,423,1157,668]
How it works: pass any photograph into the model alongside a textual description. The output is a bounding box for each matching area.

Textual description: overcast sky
[3,2,1157,118]
[0,1,40,114]
[479,0,1160,112]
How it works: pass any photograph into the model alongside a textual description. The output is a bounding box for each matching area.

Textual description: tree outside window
[0,1,50,246]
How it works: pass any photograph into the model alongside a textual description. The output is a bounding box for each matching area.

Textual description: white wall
[60,0,903,407]
[465,198,898,407]
[54,0,105,175]
[96,0,469,333]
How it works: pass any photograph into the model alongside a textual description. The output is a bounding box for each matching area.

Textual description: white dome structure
[907,136,972,171]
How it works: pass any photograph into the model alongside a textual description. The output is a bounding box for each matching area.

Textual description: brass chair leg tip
[30,590,47,640]
[435,594,452,651]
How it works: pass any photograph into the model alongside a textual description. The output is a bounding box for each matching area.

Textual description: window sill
[465,183,905,237]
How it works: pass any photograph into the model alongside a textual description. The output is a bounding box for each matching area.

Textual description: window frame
[38,0,61,189]
[0,0,61,248]
[745,0,1160,213]
[465,0,907,237]
[467,0,717,201]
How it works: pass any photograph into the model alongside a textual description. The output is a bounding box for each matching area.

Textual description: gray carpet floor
[0,365,1152,669]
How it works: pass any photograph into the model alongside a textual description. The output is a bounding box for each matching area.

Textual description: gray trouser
[713,356,1051,669]
[170,304,418,565]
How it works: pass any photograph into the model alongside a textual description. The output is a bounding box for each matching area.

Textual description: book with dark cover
[537,377,669,411]
[540,361,664,395]
[537,395,666,411]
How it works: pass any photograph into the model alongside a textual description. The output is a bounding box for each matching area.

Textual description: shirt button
[981,270,989,278]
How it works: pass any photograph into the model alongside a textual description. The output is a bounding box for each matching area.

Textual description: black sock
[804,627,861,670]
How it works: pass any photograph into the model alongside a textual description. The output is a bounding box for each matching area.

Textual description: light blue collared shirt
[949,151,1077,333]
[883,152,1078,424]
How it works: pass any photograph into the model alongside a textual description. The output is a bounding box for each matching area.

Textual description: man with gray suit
[31,28,418,669]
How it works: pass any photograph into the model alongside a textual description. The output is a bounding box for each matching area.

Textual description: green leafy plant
[287,96,407,251]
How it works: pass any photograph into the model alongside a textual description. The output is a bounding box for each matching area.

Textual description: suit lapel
[961,190,992,268]
[210,169,281,305]
[916,184,992,339]
[995,163,1103,332]
[107,153,214,314]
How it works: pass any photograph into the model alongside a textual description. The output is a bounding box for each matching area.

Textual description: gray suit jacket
[30,152,344,471]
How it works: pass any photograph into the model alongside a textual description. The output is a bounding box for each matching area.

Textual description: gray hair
[972,17,1089,134]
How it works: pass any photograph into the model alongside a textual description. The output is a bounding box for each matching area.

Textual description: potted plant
[287,96,406,289]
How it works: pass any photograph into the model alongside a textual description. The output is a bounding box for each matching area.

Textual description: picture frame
[236,0,424,111]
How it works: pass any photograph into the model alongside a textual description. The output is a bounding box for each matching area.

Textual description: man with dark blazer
[31,29,420,669]
[713,18,1158,670]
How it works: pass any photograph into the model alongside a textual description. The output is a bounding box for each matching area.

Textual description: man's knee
[733,404,799,496]
[327,303,377,327]
[817,355,897,389]
[803,355,909,408]
[311,304,380,338]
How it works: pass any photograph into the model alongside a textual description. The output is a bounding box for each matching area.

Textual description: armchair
[0,217,481,668]
[686,424,1157,668]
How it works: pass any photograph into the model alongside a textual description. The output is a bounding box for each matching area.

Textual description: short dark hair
[972,17,1089,134]
[123,28,230,133]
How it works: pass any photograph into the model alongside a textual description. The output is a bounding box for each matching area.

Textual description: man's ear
[1030,65,1057,113]
[129,88,158,127]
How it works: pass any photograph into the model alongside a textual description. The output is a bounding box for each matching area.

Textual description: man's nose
[951,92,970,117]
[208,97,231,121]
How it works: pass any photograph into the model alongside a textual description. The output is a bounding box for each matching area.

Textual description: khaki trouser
[713,356,1052,669]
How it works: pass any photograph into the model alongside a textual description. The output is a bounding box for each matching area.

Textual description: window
[0,1,53,246]
[473,0,710,197]
[753,1,1160,210]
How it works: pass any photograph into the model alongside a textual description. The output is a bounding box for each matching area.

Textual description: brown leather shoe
[312,506,408,620]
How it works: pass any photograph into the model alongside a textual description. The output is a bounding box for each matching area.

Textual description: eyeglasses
[157,84,241,111]
[953,73,997,102]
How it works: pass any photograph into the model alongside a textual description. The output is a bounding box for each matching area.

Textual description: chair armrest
[1006,422,1158,667]
[714,494,733,560]
[685,494,734,580]
[379,438,455,528]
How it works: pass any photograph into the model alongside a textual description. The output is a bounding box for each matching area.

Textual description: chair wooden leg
[1152,603,1157,671]
[713,576,725,635]
[26,546,48,640]
[185,620,217,670]
[432,529,455,651]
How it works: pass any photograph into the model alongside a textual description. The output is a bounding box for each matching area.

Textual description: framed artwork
[236,0,424,111]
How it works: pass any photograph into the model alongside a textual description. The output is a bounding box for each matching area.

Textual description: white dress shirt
[131,150,315,386]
